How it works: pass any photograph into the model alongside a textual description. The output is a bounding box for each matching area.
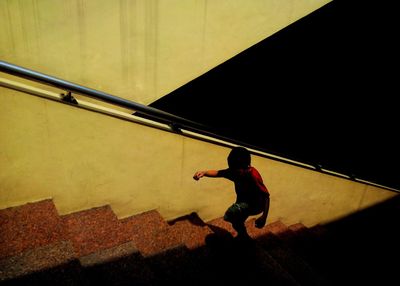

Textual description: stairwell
[1,196,399,285]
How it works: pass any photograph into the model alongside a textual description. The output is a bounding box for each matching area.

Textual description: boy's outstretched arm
[193,170,219,180]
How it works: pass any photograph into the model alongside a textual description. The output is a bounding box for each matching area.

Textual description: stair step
[266,220,291,235]
[120,209,182,256]
[80,241,156,285]
[271,222,338,284]
[206,217,236,236]
[196,217,300,285]
[248,243,301,286]
[288,222,308,232]
[0,240,79,284]
[61,205,131,257]
[0,199,337,285]
[287,223,324,260]
[257,232,332,286]
[0,200,65,260]
[79,240,139,267]
[145,244,195,284]
[246,217,279,238]
[167,212,213,249]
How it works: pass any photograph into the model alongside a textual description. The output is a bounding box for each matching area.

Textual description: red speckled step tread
[0,199,65,260]
[206,217,286,240]
[0,198,296,263]
[0,240,76,282]
[288,222,308,232]
[79,240,139,267]
[120,210,182,256]
[206,217,236,236]
[61,205,131,257]
[167,213,213,250]
[267,220,291,234]
[121,211,215,256]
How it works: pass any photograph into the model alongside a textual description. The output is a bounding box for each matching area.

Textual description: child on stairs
[193,146,270,240]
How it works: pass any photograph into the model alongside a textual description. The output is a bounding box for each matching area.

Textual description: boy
[193,146,270,240]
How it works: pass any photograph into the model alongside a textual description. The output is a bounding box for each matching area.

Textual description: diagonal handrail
[0,60,204,131]
[1,60,398,192]
[0,60,294,159]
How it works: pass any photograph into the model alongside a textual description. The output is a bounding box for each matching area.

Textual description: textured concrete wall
[0,86,397,227]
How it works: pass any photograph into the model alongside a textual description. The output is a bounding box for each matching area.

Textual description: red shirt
[217,166,269,208]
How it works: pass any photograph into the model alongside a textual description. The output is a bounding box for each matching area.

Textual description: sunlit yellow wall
[2,0,397,227]
[0,87,397,226]
[0,0,331,105]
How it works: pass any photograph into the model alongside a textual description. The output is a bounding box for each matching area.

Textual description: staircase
[1,197,399,285]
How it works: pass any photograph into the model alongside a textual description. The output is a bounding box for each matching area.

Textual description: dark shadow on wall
[302,194,400,285]
[148,0,400,190]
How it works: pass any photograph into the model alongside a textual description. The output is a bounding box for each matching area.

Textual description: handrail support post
[61,91,78,105]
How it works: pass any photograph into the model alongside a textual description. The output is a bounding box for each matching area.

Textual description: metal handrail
[0,60,204,130]
[1,60,398,192]
[0,60,296,164]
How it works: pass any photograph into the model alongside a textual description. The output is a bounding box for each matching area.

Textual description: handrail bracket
[61,91,78,105]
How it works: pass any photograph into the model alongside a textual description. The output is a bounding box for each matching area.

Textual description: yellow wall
[0,86,397,226]
[0,0,331,105]
[2,0,397,227]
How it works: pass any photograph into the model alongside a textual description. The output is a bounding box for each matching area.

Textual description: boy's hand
[193,171,205,181]
[255,216,267,228]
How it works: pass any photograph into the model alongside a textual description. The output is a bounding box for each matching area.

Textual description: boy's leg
[232,220,249,238]
[224,203,250,238]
